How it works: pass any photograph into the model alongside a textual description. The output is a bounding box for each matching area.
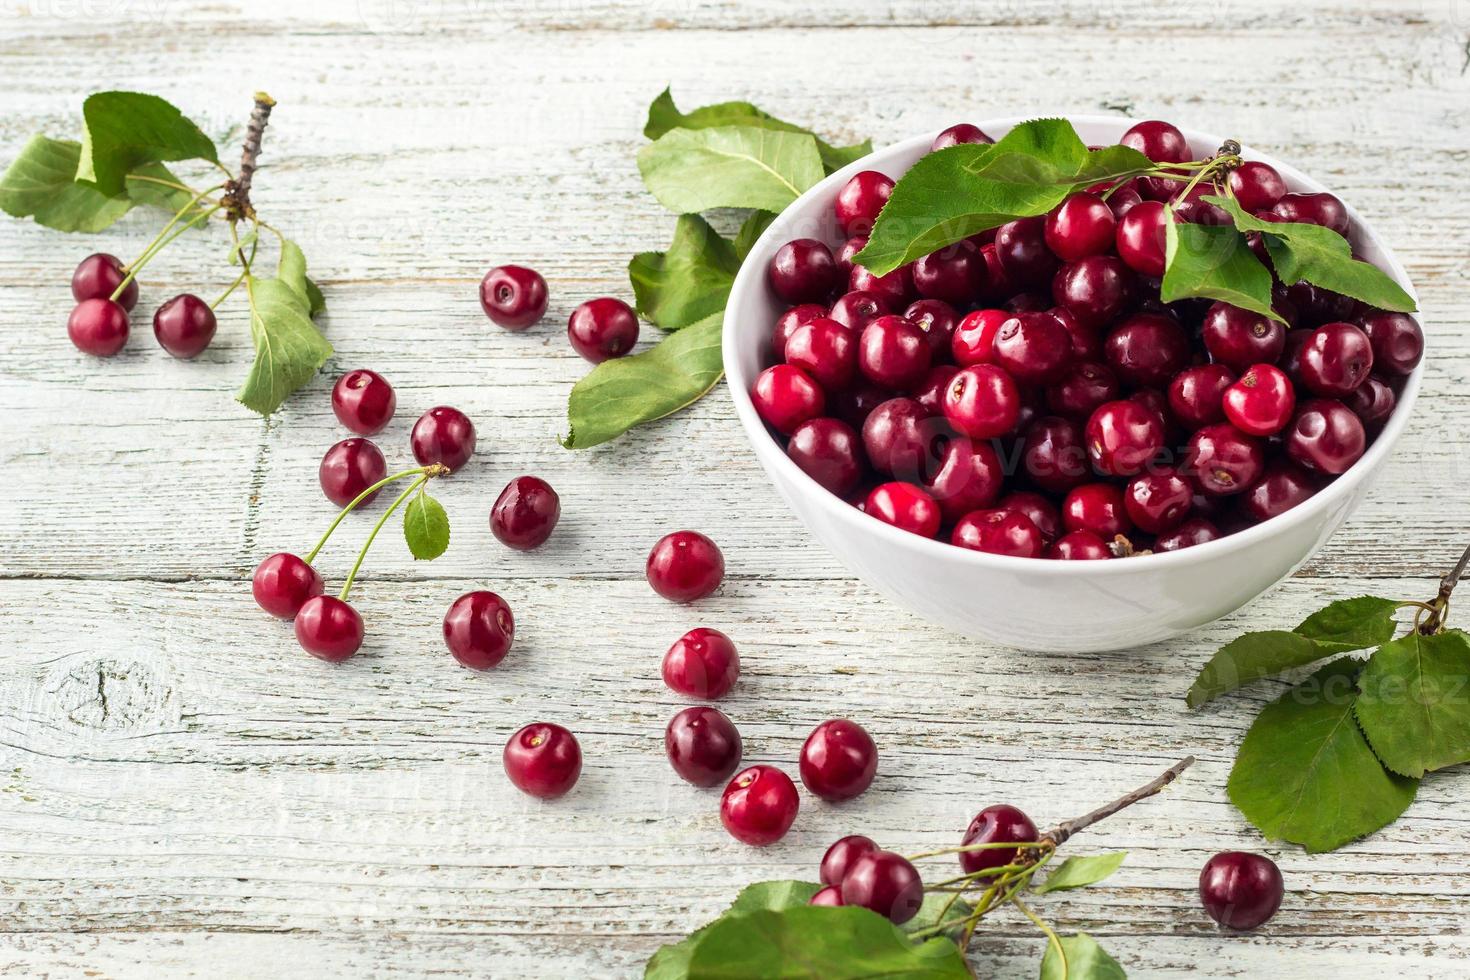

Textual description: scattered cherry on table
[332,369,396,435]
[410,406,476,472]
[442,590,515,669]
[646,530,725,602]
[720,764,800,846]
[152,293,216,358]
[662,627,740,699]
[504,722,582,799]
[491,475,561,550]
[479,264,548,330]
[664,706,743,787]
[799,718,878,802]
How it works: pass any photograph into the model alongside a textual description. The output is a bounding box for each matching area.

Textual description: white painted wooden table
[2,2,1468,976]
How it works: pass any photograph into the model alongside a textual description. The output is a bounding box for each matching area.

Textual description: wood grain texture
[1,1,1468,976]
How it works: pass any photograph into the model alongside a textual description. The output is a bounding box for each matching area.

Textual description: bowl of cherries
[724,115,1424,652]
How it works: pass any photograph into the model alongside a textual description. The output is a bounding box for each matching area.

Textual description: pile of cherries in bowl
[750,120,1423,559]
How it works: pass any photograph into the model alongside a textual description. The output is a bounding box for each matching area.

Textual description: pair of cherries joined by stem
[68,252,219,359]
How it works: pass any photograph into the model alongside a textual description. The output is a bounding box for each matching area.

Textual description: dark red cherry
[1021,416,1090,494]
[912,364,959,416]
[152,293,217,358]
[1053,255,1133,330]
[1047,362,1121,421]
[1105,313,1190,387]
[442,590,515,669]
[785,317,857,392]
[1201,302,1286,371]
[1240,462,1318,523]
[1155,517,1221,552]
[1285,399,1366,475]
[1285,281,1356,328]
[293,595,364,663]
[1046,530,1113,560]
[1085,399,1165,476]
[411,406,476,472]
[943,364,1021,439]
[1123,470,1193,533]
[504,722,582,799]
[1272,192,1350,236]
[959,803,1038,877]
[1199,851,1284,931]
[1115,200,1169,276]
[1298,321,1374,397]
[923,436,1004,522]
[994,216,1058,288]
[861,398,942,478]
[480,265,548,330]
[1049,306,1102,361]
[1357,312,1423,376]
[72,252,137,310]
[912,240,986,304]
[665,706,742,787]
[1120,120,1192,200]
[1186,424,1265,495]
[662,627,740,700]
[821,834,879,886]
[1168,364,1234,431]
[932,123,994,150]
[800,718,878,802]
[998,491,1061,542]
[319,437,388,507]
[788,417,865,497]
[332,369,396,435]
[769,239,840,304]
[951,509,1045,558]
[828,290,891,333]
[1227,162,1287,214]
[904,299,960,356]
[567,296,639,362]
[992,312,1073,385]
[835,236,867,279]
[859,315,931,390]
[491,475,561,550]
[773,304,827,360]
[849,263,913,311]
[835,171,895,237]
[841,851,923,925]
[1345,376,1396,431]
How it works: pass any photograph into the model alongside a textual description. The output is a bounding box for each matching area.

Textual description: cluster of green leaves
[1189,596,1470,851]
[0,90,331,417]
[644,850,1131,979]
[561,90,869,449]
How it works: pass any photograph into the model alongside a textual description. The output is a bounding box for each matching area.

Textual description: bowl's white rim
[722,114,1425,577]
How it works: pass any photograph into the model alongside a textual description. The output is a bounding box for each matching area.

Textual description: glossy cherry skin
[1046,361,1119,420]
[1358,312,1423,376]
[1120,120,1191,198]
[1201,302,1286,371]
[720,765,800,846]
[994,216,1058,288]
[503,722,582,799]
[904,299,960,356]
[1199,851,1284,931]
[411,406,476,472]
[1155,517,1221,552]
[800,718,879,802]
[785,317,857,392]
[646,530,724,602]
[1123,470,1193,534]
[952,308,1010,366]
[769,239,840,304]
[491,476,561,549]
[252,552,325,619]
[1046,530,1113,560]
[828,290,891,333]
[1115,200,1168,276]
[992,312,1072,385]
[932,123,993,150]
[293,595,364,663]
[809,886,844,906]
[924,437,1004,522]
[1168,364,1234,431]
[665,706,742,787]
[1062,483,1132,538]
[1105,313,1191,387]
[442,590,515,669]
[752,364,826,435]
[1186,424,1265,495]
[1085,400,1165,477]
[848,263,914,317]
[866,482,941,538]
[67,298,129,357]
[1130,387,1180,443]
[841,851,923,925]
[912,240,986,305]
[833,381,892,431]
[821,835,880,886]
[952,509,1045,558]
[1021,416,1090,494]
[999,491,1062,542]
[773,304,828,360]
[72,252,137,310]
[567,297,639,362]
[835,171,894,236]
[319,437,388,507]
[1241,462,1318,523]
[152,293,216,358]
[788,417,865,496]
[1045,192,1116,261]
[835,236,867,279]
[912,364,959,416]
[1227,162,1287,214]
[1298,322,1374,397]
[862,398,941,478]
[1346,376,1396,431]
[1272,192,1349,236]
[1053,255,1133,330]
[479,265,548,330]
[662,627,740,700]
[859,315,931,390]
[976,242,1012,301]
[1285,399,1366,475]
[331,369,396,435]
[1223,364,1296,436]
[959,804,1039,877]
[943,364,1021,439]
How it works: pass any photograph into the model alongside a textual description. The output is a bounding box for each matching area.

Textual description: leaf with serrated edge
[1039,933,1127,980]
[637,126,824,215]
[0,135,130,232]
[77,91,218,196]
[275,237,324,316]
[628,214,742,330]
[644,881,819,980]
[402,492,450,561]
[1227,657,1417,853]
[1295,596,1400,651]
[1356,630,1470,778]
[1033,852,1127,894]
[562,311,723,449]
[1186,631,1331,709]
[236,278,333,416]
[643,88,870,175]
[1162,210,1283,322]
[1208,195,1416,313]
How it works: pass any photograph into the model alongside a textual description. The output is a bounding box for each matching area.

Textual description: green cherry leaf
[1186,631,1331,709]
[637,125,825,214]
[1039,933,1127,980]
[562,311,723,450]
[726,880,822,914]
[403,491,451,560]
[1355,629,1470,778]
[628,214,742,330]
[901,892,973,945]
[1032,852,1127,894]
[0,135,131,232]
[643,88,871,174]
[1295,596,1400,651]
[236,277,333,416]
[1227,658,1417,852]
[1208,194,1416,313]
[1161,209,1283,322]
[275,237,325,315]
[734,210,777,261]
[76,91,218,196]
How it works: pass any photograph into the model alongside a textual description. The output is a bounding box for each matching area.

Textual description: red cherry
[1357,312,1423,377]
[785,317,857,392]
[152,293,217,358]
[751,364,826,435]
[1285,399,1366,474]
[1199,851,1284,931]
[809,886,845,906]
[800,718,878,802]
[773,304,827,360]
[998,491,1062,543]
[1084,400,1165,476]
[1115,200,1168,276]
[293,595,364,663]
[991,312,1073,385]
[865,482,941,538]
[787,417,866,497]
[503,722,582,799]
[1046,530,1113,560]
[480,265,548,330]
[1123,470,1194,534]
[1155,517,1222,552]
[1105,313,1191,387]
[662,627,740,700]
[411,406,476,472]
[1297,321,1374,397]
[567,297,639,362]
[646,530,724,602]
[252,552,324,619]
[821,834,880,886]
[1241,462,1318,523]
[72,252,138,309]
[834,171,894,236]
[952,509,1045,558]
[840,851,924,925]
[318,437,388,508]
[1227,162,1287,213]
[959,804,1038,877]
[1168,364,1234,431]
[1223,364,1296,436]
[1186,424,1266,495]
[858,315,932,390]
[942,364,1021,439]
[331,369,396,435]
[828,290,891,332]
[442,591,514,669]
[768,239,840,304]
[1062,483,1132,538]
[720,765,800,846]
[923,437,1004,523]
[67,298,129,357]
[1020,416,1090,495]
[1045,192,1117,261]
[951,308,1010,366]
[665,706,742,787]
[491,476,561,550]
[912,240,986,304]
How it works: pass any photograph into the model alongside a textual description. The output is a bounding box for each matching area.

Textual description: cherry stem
[304,464,447,564]
[337,466,448,602]
[1417,541,1470,634]
[1040,756,1194,848]
[223,92,275,220]
[212,231,259,310]
[1010,896,1065,971]
[111,195,224,302]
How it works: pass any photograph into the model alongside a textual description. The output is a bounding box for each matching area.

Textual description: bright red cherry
[1046,530,1113,560]
[1085,400,1165,476]
[293,595,364,663]
[788,417,865,497]
[840,851,923,924]
[646,530,724,602]
[1357,312,1423,376]
[331,369,396,435]
[865,482,941,538]
[318,437,387,507]
[834,171,894,237]
[665,706,742,787]
[1045,192,1117,261]
[1241,462,1318,523]
[773,304,828,360]
[923,437,1004,522]
[491,476,560,550]
[252,552,324,619]
[1115,200,1168,276]
[1199,851,1284,931]
[67,298,129,357]
[72,252,137,310]
[442,591,514,669]
[1120,120,1192,199]
[1123,470,1193,534]
[943,364,1021,439]
[1062,483,1132,538]
[1223,364,1296,436]
[951,308,1010,366]
[1227,162,1287,214]
[720,765,800,846]
[479,265,548,330]
[1298,322,1374,397]
[784,317,857,392]
[1155,517,1222,552]
[821,835,880,886]
[751,364,826,435]
[859,315,931,389]
[662,627,740,700]
[568,297,639,362]
[959,804,1039,877]
[1186,424,1265,495]
[769,239,840,304]
[809,886,844,906]
[992,312,1073,384]
[503,722,582,799]
[411,406,476,472]
[800,718,878,802]
[952,509,1045,558]
[1285,399,1366,475]
[152,293,216,358]
[1105,313,1191,387]
[828,290,891,333]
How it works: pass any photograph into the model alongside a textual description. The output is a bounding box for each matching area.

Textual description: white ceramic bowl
[724,115,1423,652]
